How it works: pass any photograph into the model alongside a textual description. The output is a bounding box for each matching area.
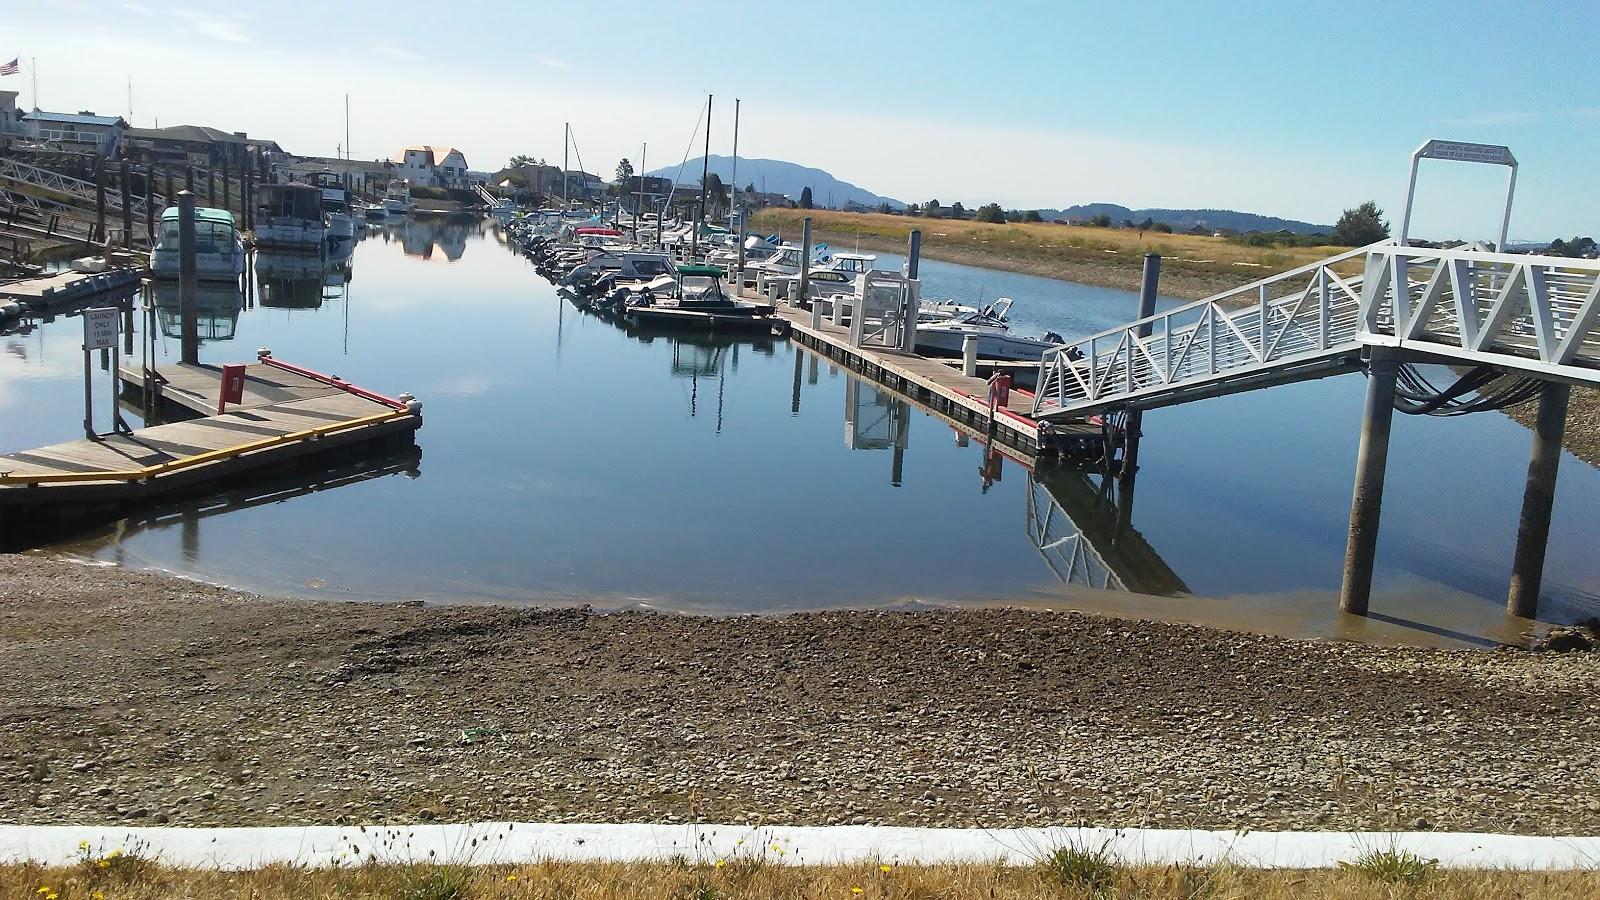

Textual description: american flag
[0,59,18,77]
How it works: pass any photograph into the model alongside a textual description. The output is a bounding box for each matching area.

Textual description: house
[21,110,128,157]
[121,124,283,167]
[392,146,473,189]
[622,175,674,206]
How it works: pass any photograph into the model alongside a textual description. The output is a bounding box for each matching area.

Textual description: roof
[24,111,127,127]
[159,207,236,227]
[122,124,257,145]
[677,264,725,276]
[393,145,467,166]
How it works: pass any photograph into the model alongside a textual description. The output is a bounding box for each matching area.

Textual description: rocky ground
[2,554,1597,835]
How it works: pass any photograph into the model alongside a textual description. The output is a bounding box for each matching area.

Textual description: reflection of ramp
[1026,466,1188,596]
[844,379,909,450]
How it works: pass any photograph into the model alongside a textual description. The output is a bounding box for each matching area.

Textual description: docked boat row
[497,204,1066,359]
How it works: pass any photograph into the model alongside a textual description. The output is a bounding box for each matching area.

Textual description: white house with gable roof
[392,145,477,189]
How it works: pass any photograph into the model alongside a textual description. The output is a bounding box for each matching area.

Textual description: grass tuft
[1340,848,1439,886]
[398,865,471,900]
[1037,842,1119,894]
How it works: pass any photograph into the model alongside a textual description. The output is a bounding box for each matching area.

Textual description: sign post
[82,307,121,440]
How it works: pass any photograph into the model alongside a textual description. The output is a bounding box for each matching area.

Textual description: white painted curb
[2,824,1598,871]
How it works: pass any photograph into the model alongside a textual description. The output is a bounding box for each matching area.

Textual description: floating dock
[0,267,140,316]
[760,300,1106,460]
[0,355,421,546]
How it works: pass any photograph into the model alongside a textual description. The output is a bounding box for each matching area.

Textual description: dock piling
[907,228,922,280]
[1507,381,1571,618]
[1339,351,1400,615]
[94,159,107,246]
[119,156,133,248]
[177,191,199,365]
[222,156,231,210]
[963,334,979,377]
[799,216,813,306]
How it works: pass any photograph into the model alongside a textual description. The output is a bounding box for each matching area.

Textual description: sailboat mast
[694,94,711,258]
[562,123,569,209]
[344,93,350,160]
[635,142,646,242]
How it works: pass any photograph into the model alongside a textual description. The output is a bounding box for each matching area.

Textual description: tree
[745,182,756,195]
[1152,222,1174,234]
[702,173,728,218]
[799,186,813,209]
[876,202,892,214]
[949,201,966,219]
[509,154,544,168]
[1090,213,1113,228]
[924,199,941,218]
[1549,236,1597,258]
[906,202,921,216]
[1332,201,1390,246]
[1139,216,1154,232]
[975,203,1006,224]
[1023,210,1043,223]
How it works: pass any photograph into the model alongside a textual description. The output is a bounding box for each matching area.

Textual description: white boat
[255,183,328,251]
[363,203,389,220]
[488,198,517,224]
[382,180,413,215]
[914,303,1065,361]
[313,173,355,245]
[149,206,245,281]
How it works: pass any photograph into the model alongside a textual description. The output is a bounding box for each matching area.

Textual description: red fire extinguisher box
[218,363,247,414]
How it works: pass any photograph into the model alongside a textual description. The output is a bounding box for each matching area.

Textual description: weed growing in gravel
[1037,841,1119,894]
[1340,848,1439,885]
[76,840,159,887]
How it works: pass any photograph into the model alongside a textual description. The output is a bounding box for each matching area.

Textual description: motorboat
[363,203,389,220]
[382,179,414,215]
[624,264,775,330]
[312,173,356,245]
[914,302,1065,361]
[255,183,328,251]
[149,206,245,281]
[563,249,675,286]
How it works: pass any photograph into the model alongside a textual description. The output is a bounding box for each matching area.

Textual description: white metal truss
[1024,474,1127,592]
[0,158,165,219]
[1032,242,1600,419]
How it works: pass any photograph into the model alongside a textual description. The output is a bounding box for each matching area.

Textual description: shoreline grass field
[7,855,1599,899]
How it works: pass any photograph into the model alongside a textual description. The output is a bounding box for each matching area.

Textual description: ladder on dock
[1031,242,1600,419]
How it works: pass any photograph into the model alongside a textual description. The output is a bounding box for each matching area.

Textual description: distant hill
[1038,203,1330,235]
[645,156,905,211]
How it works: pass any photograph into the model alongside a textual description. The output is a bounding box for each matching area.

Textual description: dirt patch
[2,555,1597,834]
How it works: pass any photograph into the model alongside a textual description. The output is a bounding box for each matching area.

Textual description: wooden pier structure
[0,353,421,547]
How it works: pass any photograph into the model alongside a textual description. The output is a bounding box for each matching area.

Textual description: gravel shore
[2,554,1596,835]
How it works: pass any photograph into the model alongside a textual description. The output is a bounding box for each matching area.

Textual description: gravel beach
[2,554,1596,835]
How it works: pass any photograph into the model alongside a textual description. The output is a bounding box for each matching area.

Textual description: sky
[10,0,1598,239]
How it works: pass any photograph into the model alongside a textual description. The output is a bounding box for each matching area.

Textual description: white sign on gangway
[1419,139,1513,165]
[82,307,120,350]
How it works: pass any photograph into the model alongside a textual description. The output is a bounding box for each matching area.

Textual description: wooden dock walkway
[0,356,421,546]
[757,297,1106,460]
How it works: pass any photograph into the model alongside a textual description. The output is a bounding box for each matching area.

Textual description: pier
[0,353,421,546]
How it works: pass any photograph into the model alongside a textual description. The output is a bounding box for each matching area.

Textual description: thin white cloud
[117,1,155,15]
[187,14,251,44]
[533,56,569,71]
[1439,107,1600,128]
[373,44,423,64]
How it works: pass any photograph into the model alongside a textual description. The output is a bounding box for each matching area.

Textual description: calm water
[4,220,1596,644]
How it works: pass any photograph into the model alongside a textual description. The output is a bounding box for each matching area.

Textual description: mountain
[1038,204,1331,235]
[644,156,905,210]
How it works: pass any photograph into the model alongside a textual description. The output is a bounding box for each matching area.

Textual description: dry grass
[7,856,1599,899]
[749,208,1352,301]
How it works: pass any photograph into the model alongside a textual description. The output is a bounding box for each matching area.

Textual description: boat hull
[150,240,245,282]
[914,328,1054,362]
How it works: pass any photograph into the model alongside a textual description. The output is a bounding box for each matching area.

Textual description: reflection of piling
[791,347,803,415]
[1507,382,1570,618]
[1339,351,1399,615]
[177,191,200,364]
[1121,253,1161,479]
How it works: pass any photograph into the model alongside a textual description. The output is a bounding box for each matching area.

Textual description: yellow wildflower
[713,859,726,869]
[879,864,893,873]
[35,888,51,896]
[92,893,105,900]
[505,873,518,882]
[96,860,110,869]
[77,840,91,851]
[851,888,864,895]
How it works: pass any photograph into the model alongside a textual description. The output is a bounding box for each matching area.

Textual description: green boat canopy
[160,206,237,228]
[676,264,725,276]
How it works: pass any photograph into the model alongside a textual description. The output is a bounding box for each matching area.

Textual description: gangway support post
[178,191,199,365]
[1507,382,1571,618]
[1339,351,1400,615]
[1121,253,1161,479]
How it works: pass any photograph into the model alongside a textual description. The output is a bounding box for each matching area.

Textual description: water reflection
[255,252,349,310]
[375,218,479,261]
[151,280,245,341]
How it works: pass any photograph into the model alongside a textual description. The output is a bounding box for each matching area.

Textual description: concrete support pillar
[1507,382,1570,618]
[1339,352,1400,615]
[177,191,199,365]
[963,334,979,377]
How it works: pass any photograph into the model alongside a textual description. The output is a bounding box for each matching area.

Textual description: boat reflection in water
[832,369,1187,596]
[622,325,778,432]
[151,280,246,342]
[255,251,350,310]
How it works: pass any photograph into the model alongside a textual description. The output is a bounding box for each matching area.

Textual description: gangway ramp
[1032,242,1600,419]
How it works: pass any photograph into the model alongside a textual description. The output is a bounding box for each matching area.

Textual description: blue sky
[12,0,1597,237]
